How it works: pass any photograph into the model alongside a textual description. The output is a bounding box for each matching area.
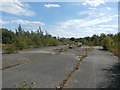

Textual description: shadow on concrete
[101,62,120,88]
[98,49,109,51]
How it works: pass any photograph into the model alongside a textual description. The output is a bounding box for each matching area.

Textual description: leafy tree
[33,35,42,47]
[1,28,15,44]
[2,24,119,58]
[101,36,113,50]
[99,33,106,45]
[69,37,75,41]
[14,36,29,50]
[17,24,23,35]
[81,39,89,45]
[91,35,99,46]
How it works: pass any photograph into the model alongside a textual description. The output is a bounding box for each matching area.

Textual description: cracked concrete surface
[2,46,119,88]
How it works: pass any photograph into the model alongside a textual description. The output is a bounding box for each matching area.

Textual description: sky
[0,0,119,38]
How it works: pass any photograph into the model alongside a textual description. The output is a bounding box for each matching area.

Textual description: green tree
[91,35,99,46]
[81,39,89,45]
[1,28,15,44]
[101,36,113,50]
[14,36,29,50]
[33,35,42,47]
[17,24,23,35]
[69,37,75,41]
[99,33,106,45]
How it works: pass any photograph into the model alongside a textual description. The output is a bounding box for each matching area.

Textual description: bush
[1,28,15,44]
[33,36,43,47]
[42,37,60,46]
[101,36,113,50]
[110,42,120,57]
[49,38,60,46]
[15,36,29,50]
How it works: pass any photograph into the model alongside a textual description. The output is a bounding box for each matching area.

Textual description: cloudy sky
[0,0,119,38]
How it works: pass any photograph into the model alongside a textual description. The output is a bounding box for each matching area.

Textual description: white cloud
[0,19,45,31]
[44,4,61,8]
[79,11,91,15]
[58,16,114,28]
[79,10,104,17]
[78,8,105,18]
[82,3,87,6]
[0,0,35,16]
[106,7,112,10]
[50,27,115,38]
[50,29,75,38]
[98,25,117,28]
[0,19,45,26]
[12,19,45,26]
[0,20,10,24]
[88,7,97,10]
[83,0,105,7]
[49,15,117,38]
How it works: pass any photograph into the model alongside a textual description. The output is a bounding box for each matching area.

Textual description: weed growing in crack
[14,80,35,90]
[57,54,87,90]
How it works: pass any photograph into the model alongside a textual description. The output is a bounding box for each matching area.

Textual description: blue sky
[0,0,118,38]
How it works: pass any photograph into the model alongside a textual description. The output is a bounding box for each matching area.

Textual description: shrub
[15,36,29,50]
[101,36,113,50]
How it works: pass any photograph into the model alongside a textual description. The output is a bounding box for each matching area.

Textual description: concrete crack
[56,54,87,90]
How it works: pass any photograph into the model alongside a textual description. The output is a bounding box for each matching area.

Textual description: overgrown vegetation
[5,44,18,53]
[1,24,71,53]
[84,47,93,51]
[69,33,120,57]
[1,24,119,57]
[2,58,36,70]
[54,47,69,54]
[14,80,35,89]
[57,54,87,90]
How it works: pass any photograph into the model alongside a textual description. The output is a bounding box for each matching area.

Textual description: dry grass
[110,48,120,57]
[84,47,93,51]
[2,58,36,70]
[54,47,69,54]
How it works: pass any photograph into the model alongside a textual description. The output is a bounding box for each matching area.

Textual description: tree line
[69,33,120,57]
[1,24,68,53]
[1,24,119,57]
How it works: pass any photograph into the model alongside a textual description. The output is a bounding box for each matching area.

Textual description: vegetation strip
[1,25,79,54]
[2,59,36,70]
[2,63,20,70]
[56,54,87,90]
[54,47,69,54]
